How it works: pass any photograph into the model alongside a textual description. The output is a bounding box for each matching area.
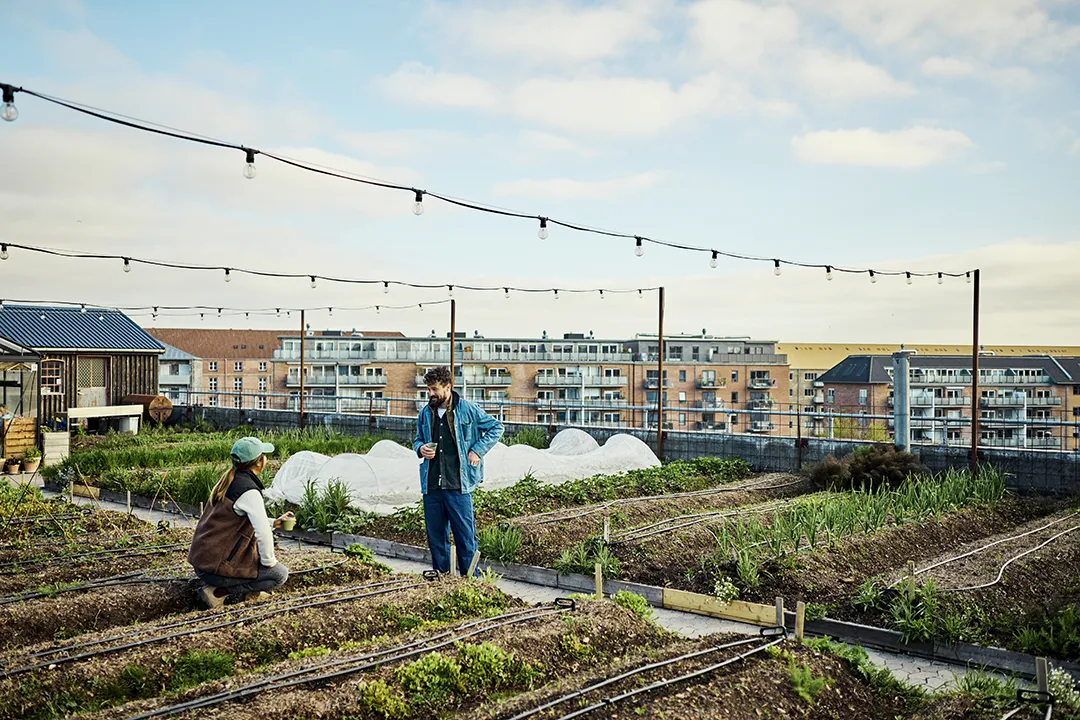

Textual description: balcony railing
[643,378,672,389]
[748,421,775,433]
[1029,397,1063,406]
[287,374,387,387]
[457,375,514,387]
[751,400,775,410]
[748,378,777,389]
[980,396,1027,407]
[913,373,1052,385]
[538,375,628,387]
[286,374,335,386]
[694,400,726,409]
[696,379,727,389]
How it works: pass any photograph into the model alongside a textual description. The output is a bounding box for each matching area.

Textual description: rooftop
[818,354,1079,385]
[0,305,163,352]
[778,343,1080,370]
[147,329,282,360]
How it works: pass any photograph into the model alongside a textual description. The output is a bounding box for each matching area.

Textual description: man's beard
[428,394,443,408]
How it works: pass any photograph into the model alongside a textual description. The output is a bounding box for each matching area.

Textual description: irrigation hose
[508,635,765,720]
[14,575,423,665]
[556,630,787,719]
[0,542,188,575]
[609,500,797,545]
[0,529,163,555]
[893,511,1080,587]
[126,600,577,720]
[0,578,428,678]
[940,524,1080,592]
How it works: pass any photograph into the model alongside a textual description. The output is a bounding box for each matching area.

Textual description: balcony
[458,375,514,387]
[694,400,726,409]
[812,394,824,404]
[980,396,1027,408]
[1029,397,1063,406]
[339,375,388,386]
[538,375,628,387]
[695,422,728,432]
[751,399,775,410]
[643,378,672,389]
[696,378,727,389]
[748,421,775,433]
[748,378,777,390]
[1028,437,1062,449]
[287,374,336,387]
[159,372,191,386]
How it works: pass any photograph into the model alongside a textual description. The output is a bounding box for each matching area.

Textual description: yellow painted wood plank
[69,483,100,500]
[662,588,776,626]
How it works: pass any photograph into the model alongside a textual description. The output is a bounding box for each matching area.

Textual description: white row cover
[265,429,660,515]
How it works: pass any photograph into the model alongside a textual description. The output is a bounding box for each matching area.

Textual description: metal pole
[893,351,913,452]
[657,287,665,460]
[970,269,980,477]
[299,309,306,429]
[450,299,456,380]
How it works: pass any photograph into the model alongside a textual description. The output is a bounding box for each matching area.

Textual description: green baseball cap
[231,437,275,464]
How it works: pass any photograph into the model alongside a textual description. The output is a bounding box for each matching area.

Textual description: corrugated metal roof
[819,354,1080,384]
[0,305,164,352]
[159,341,196,361]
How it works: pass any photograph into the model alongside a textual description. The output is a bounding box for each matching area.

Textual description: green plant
[295,479,353,532]
[951,666,1018,710]
[503,426,549,449]
[1009,604,1080,659]
[331,509,379,535]
[458,641,535,691]
[168,650,235,691]
[889,579,940,643]
[396,652,463,709]
[854,578,884,610]
[804,637,923,701]
[1048,667,1080,715]
[804,603,832,622]
[343,543,376,563]
[357,679,409,719]
[288,645,330,660]
[427,585,508,623]
[23,446,41,461]
[788,659,828,704]
[735,549,760,590]
[612,590,655,623]
[810,445,928,491]
[711,574,740,603]
[553,541,622,578]
[477,524,524,563]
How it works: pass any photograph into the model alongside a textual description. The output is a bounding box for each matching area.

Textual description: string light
[826,266,833,281]
[448,285,454,298]
[773,259,781,276]
[310,275,316,289]
[383,281,389,294]
[200,313,205,321]
[243,148,257,179]
[224,268,231,283]
[869,270,877,284]
[0,84,17,122]
[599,290,605,300]
[967,271,972,284]
[217,308,222,317]
[938,272,944,285]
[710,251,718,269]
[123,258,131,273]
[80,304,86,313]
[376,305,381,314]
[538,217,548,240]
[0,244,7,260]
[504,288,509,300]
[419,303,424,312]
[634,237,644,257]
[412,190,424,216]
[554,289,559,300]
[275,308,281,317]
[328,307,333,317]
[905,272,912,285]
[638,289,643,300]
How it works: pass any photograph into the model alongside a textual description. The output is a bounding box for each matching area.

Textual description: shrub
[612,590,655,623]
[477,525,523,563]
[343,543,376,563]
[396,652,463,709]
[553,542,622,578]
[458,642,535,690]
[357,679,409,719]
[295,480,353,532]
[168,650,235,691]
[810,445,928,491]
[503,426,549,449]
[1048,667,1080,715]
[711,574,740,603]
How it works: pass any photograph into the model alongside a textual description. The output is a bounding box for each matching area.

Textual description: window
[858,389,868,406]
[258,361,267,372]
[208,394,219,407]
[804,372,819,381]
[604,368,621,377]
[208,361,218,372]
[679,370,686,383]
[678,391,686,402]
[603,412,621,425]
[233,377,243,392]
[234,362,243,372]
[257,397,268,410]
[208,377,218,392]
[669,346,683,360]
[41,359,63,395]
[827,389,835,403]
[679,413,687,426]
[804,388,814,397]
[258,377,268,392]
[731,414,739,425]
[536,413,551,424]
[365,367,384,377]
[169,363,180,376]
[789,371,794,381]
[731,392,739,403]
[1073,407,1080,418]
[731,371,739,383]
[233,395,242,409]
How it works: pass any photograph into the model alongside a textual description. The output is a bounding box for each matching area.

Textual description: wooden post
[467,550,481,578]
[603,516,610,543]
[1036,657,1049,693]
[775,597,785,629]
[795,601,806,641]
[595,563,603,600]
[906,560,916,600]
[299,309,307,429]
[657,286,666,460]
[449,299,456,380]
[970,269,981,478]
[199,501,204,518]
[450,544,458,577]
[127,490,132,515]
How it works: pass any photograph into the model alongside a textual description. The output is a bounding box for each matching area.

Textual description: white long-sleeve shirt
[232,489,277,566]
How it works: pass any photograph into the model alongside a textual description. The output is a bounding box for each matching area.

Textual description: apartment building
[816,354,1079,450]
[157,342,200,405]
[270,330,789,434]
[147,329,285,410]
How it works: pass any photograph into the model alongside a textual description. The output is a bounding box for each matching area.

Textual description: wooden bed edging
[47,481,202,519]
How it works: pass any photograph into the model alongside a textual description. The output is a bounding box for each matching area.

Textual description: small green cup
[281,517,296,532]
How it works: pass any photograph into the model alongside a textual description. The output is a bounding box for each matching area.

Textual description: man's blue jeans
[423,488,478,576]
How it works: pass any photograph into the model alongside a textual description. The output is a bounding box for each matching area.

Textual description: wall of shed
[40,353,160,420]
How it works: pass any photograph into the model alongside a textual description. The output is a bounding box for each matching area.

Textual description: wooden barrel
[123,394,174,424]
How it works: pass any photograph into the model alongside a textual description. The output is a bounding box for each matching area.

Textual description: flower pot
[3,463,18,475]
[21,459,40,473]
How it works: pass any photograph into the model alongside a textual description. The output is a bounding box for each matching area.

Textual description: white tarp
[265,429,660,515]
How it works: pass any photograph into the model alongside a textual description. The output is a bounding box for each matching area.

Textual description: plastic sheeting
[265,429,660,515]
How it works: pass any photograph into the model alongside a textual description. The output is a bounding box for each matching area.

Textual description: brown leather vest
[187,495,259,579]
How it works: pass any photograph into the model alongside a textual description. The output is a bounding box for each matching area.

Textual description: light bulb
[419,304,424,312]
[599,290,605,300]
[869,270,877,284]
[773,259,781,276]
[224,268,231,283]
[412,190,424,215]
[276,308,281,317]
[98,313,104,321]
[383,281,390,294]
[0,244,8,260]
[504,288,509,300]
[710,251,718,269]
[328,307,333,317]
[554,290,559,300]
[937,272,943,285]
[217,308,222,317]
[638,290,643,300]
[123,258,131,273]
[376,305,381,315]
[243,149,256,179]
[310,276,317,289]
[906,272,912,285]
[826,266,833,281]
[152,313,158,321]
[200,313,205,321]
[39,311,45,321]
[1,85,16,123]
[448,285,454,298]
[80,304,86,313]
[634,237,644,257]
[538,218,548,240]
[966,271,972,284]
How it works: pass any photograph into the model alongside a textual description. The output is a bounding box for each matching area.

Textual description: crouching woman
[188,437,294,609]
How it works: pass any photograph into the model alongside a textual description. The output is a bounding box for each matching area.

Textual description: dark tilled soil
[0,509,147,543]
[0,547,192,595]
[517,474,810,566]
[0,577,519,720]
[0,527,189,565]
[85,599,670,720]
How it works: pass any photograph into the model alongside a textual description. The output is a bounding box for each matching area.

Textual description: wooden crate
[2,417,36,460]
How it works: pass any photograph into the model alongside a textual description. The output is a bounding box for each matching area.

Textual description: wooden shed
[0,305,164,430]
[0,336,40,459]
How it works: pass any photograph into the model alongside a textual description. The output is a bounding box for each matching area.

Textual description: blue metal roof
[0,305,164,352]
[159,341,196,361]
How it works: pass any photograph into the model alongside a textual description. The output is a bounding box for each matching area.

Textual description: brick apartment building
[147,329,285,410]
[816,354,1080,450]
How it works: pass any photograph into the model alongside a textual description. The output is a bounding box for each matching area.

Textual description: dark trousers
[423,488,477,576]
[195,563,289,596]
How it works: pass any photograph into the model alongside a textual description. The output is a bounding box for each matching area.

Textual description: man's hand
[467,451,481,467]
[420,445,436,459]
[272,511,294,530]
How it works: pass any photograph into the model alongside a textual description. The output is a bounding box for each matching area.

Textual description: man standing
[414,366,504,576]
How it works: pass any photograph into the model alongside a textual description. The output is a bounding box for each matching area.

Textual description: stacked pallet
[2,417,36,460]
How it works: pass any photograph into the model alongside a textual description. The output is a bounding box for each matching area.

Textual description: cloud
[792,126,974,168]
[1071,139,1080,155]
[492,171,661,198]
[797,49,916,101]
[378,62,500,110]
[921,56,976,77]
[430,0,665,66]
[337,129,472,159]
[688,0,800,71]
[968,160,1007,174]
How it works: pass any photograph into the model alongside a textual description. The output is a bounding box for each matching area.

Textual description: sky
[1,0,1079,344]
